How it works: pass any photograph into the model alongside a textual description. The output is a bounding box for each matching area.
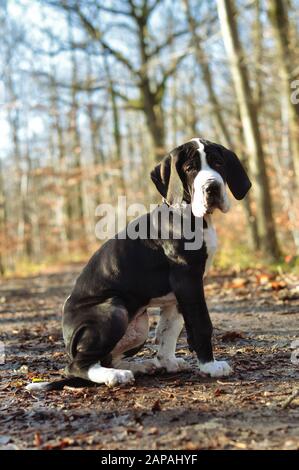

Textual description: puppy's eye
[214,157,224,167]
[184,165,194,173]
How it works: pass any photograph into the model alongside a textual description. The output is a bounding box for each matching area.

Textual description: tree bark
[216,0,280,260]
[267,0,299,188]
[0,159,7,275]
[136,9,166,161]
[67,14,88,244]
[85,53,106,207]
[104,55,126,192]
[184,0,232,148]
[236,119,260,250]
[49,61,69,255]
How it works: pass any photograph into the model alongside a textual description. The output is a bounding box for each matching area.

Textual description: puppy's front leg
[169,266,232,378]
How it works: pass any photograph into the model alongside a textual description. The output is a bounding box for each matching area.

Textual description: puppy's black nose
[206,181,220,196]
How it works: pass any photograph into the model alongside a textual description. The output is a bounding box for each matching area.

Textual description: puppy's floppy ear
[150,154,170,199]
[150,149,184,206]
[222,147,252,200]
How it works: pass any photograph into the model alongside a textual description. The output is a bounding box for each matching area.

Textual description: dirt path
[0,266,298,450]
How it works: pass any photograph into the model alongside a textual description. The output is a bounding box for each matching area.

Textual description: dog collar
[162,198,208,229]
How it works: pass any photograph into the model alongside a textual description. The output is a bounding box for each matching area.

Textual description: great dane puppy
[27,138,251,391]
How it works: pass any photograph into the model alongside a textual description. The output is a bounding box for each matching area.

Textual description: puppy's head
[150,137,251,217]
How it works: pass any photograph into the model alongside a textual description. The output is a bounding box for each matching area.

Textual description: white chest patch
[203,218,217,275]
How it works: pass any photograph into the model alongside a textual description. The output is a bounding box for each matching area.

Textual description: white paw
[25,382,50,391]
[105,369,135,388]
[198,360,232,378]
[157,356,190,373]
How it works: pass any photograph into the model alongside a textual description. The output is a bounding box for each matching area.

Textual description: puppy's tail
[25,377,91,392]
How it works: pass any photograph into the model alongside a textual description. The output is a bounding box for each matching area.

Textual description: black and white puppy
[26,138,251,391]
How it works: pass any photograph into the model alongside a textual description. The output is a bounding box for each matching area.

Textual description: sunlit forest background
[0,0,298,276]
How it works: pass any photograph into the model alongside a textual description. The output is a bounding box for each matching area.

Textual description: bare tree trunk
[126,118,135,181]
[187,73,199,137]
[140,79,165,162]
[217,0,280,260]
[184,0,232,148]
[104,55,126,192]
[252,0,263,110]
[0,159,7,275]
[67,14,87,244]
[236,120,260,250]
[85,53,106,208]
[134,3,166,160]
[5,66,27,262]
[170,72,178,146]
[49,62,69,255]
[267,0,299,188]
[266,113,299,253]
[22,134,34,259]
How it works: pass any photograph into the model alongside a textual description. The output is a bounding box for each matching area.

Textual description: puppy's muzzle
[204,180,222,212]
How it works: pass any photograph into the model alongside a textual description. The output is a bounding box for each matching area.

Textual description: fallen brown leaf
[33,432,43,447]
[151,400,162,412]
[221,331,245,342]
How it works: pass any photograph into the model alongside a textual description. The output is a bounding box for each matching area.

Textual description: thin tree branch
[97,5,131,16]
[156,53,188,100]
[148,0,163,15]
[113,90,143,110]
[55,2,138,76]
[148,29,189,58]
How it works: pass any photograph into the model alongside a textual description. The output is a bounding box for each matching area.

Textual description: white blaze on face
[190,138,230,218]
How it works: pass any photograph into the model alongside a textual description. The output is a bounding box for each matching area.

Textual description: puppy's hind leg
[65,302,135,388]
[26,300,136,391]
[111,309,159,376]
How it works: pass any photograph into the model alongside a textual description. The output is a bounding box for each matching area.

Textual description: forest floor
[0,265,299,450]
